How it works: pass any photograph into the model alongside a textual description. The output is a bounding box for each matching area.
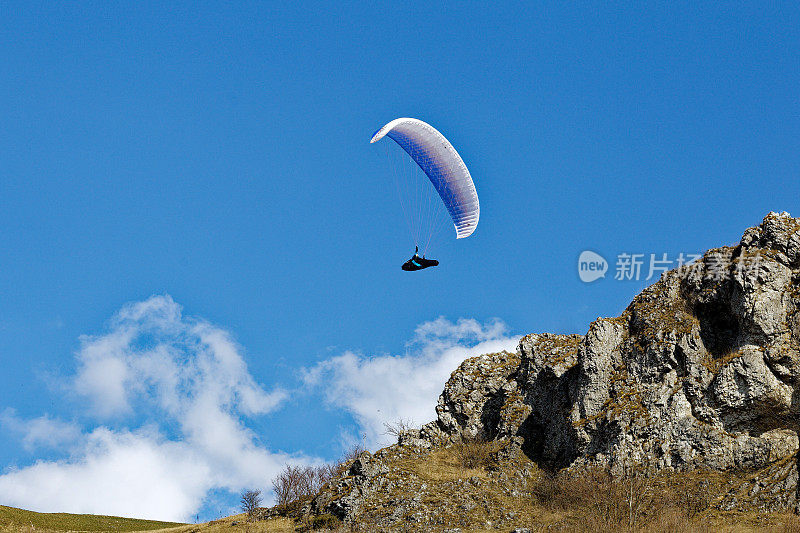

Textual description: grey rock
[424,212,800,507]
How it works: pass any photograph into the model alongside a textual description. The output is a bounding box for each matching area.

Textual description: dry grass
[404,445,491,482]
[525,467,800,533]
[0,516,297,533]
[189,514,294,533]
[0,507,299,533]
[452,437,498,470]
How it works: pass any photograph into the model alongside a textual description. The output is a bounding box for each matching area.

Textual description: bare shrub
[299,513,341,531]
[584,470,670,530]
[239,489,262,520]
[772,513,800,533]
[271,464,341,508]
[309,464,336,493]
[340,442,366,465]
[453,437,496,470]
[271,444,372,511]
[639,507,692,533]
[315,462,340,486]
[532,467,668,531]
[675,477,712,519]
[530,471,578,509]
[383,418,416,439]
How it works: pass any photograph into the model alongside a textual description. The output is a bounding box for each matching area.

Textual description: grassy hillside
[0,505,184,532]
[0,507,295,533]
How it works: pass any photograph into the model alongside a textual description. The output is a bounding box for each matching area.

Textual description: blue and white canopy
[371,118,479,239]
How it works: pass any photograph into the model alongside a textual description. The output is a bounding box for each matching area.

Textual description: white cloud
[0,295,302,522]
[304,318,519,448]
[73,296,285,420]
[1,410,81,452]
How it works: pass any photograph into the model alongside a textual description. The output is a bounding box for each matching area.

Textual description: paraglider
[370,118,479,271]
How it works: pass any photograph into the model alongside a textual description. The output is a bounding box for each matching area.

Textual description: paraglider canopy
[371,118,479,240]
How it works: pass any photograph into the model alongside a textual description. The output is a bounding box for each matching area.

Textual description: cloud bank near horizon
[0,295,298,522]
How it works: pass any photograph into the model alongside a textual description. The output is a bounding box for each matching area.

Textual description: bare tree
[240,489,262,519]
[272,464,315,507]
[272,465,299,507]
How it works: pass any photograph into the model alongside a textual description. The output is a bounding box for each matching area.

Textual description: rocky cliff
[306,212,800,528]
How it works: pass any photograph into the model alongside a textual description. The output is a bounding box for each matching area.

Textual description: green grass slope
[0,505,184,532]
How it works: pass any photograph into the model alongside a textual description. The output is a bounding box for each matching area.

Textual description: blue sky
[1,1,798,522]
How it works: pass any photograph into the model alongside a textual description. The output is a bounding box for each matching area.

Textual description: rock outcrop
[310,212,800,524]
